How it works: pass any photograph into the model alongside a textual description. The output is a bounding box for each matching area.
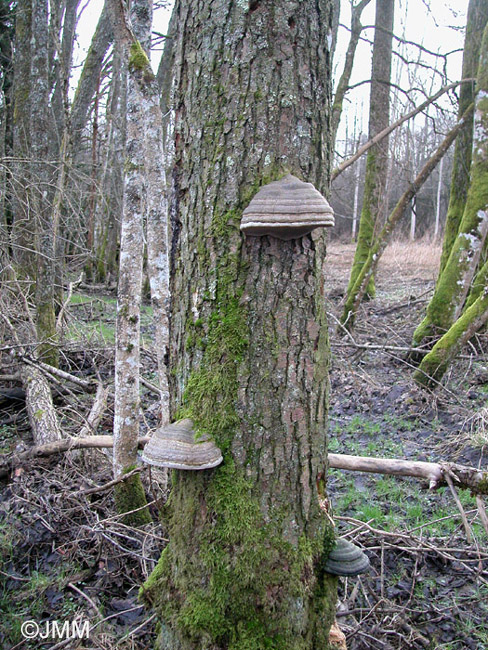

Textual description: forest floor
[326,240,488,650]
[0,239,487,649]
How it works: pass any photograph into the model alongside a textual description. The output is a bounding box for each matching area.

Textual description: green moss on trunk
[114,468,152,526]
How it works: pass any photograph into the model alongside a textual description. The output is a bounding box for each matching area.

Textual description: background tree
[413,20,488,385]
[140,0,337,648]
[438,0,488,275]
[341,0,394,317]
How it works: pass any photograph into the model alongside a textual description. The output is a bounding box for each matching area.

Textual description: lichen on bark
[141,0,337,647]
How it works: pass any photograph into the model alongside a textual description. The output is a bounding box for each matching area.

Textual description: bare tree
[342,0,394,322]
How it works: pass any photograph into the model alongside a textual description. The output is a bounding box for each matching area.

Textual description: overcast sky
[75,0,468,147]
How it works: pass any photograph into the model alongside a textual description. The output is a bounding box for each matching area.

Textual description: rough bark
[340,107,472,331]
[412,22,488,350]
[438,0,488,275]
[10,0,33,272]
[140,1,337,648]
[20,363,62,446]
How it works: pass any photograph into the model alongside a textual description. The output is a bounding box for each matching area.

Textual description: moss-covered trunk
[414,262,488,389]
[342,0,394,318]
[438,0,488,275]
[412,20,488,351]
[141,1,337,648]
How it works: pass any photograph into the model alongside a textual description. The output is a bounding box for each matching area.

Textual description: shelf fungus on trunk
[240,173,334,240]
[142,418,223,470]
[324,538,370,577]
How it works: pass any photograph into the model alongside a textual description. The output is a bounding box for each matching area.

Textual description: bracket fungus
[141,418,223,470]
[240,173,334,240]
[324,538,370,577]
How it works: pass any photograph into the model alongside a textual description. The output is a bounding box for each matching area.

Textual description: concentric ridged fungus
[324,538,370,577]
[141,419,223,470]
[240,173,334,240]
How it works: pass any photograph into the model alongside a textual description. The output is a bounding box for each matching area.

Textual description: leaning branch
[2,438,487,494]
[331,79,474,181]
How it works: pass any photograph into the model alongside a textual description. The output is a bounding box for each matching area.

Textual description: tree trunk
[330,0,372,149]
[339,109,470,331]
[414,268,488,389]
[31,0,58,367]
[342,0,394,308]
[140,1,337,648]
[95,41,126,283]
[109,0,153,525]
[412,21,488,350]
[70,1,113,152]
[11,0,32,273]
[438,0,488,275]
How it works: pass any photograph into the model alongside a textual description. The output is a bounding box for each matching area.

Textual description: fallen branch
[2,437,487,495]
[23,356,97,392]
[328,453,488,494]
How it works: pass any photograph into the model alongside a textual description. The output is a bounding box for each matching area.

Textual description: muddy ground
[0,240,487,649]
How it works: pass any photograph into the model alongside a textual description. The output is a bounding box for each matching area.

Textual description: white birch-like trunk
[132,0,170,426]
[113,71,145,479]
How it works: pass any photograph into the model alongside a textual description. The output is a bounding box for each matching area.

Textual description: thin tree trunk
[330,0,372,149]
[434,155,444,240]
[109,0,152,525]
[11,0,33,273]
[343,0,394,305]
[438,0,488,275]
[70,1,113,151]
[140,1,337,648]
[31,0,58,367]
[340,108,471,331]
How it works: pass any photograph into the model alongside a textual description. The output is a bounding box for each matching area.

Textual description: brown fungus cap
[240,173,334,240]
[141,419,223,470]
[324,538,370,577]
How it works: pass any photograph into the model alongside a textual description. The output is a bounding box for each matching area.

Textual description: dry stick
[68,582,104,619]
[476,494,488,537]
[331,78,474,181]
[22,356,97,392]
[56,272,84,332]
[74,467,143,496]
[78,382,109,438]
[443,469,473,543]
